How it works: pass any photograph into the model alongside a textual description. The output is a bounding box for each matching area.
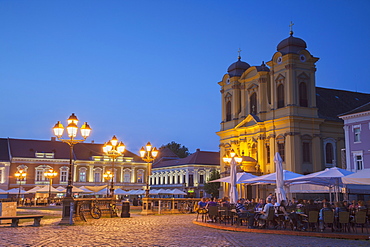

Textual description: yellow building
[217,31,370,198]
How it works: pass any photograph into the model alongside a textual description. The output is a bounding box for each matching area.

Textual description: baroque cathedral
[217,29,370,187]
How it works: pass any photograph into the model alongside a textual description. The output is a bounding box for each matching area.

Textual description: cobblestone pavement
[0,212,369,247]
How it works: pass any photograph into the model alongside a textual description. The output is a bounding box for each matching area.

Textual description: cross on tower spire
[289,21,294,36]
[237,48,242,60]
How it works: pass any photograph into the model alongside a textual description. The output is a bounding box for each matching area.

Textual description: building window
[188,174,194,187]
[59,167,68,183]
[325,143,334,164]
[0,169,3,183]
[266,144,270,163]
[354,126,361,142]
[277,84,284,108]
[355,155,363,170]
[226,101,232,121]
[137,170,144,183]
[299,82,308,107]
[124,170,131,183]
[250,93,257,115]
[276,135,285,161]
[302,142,310,163]
[93,168,102,182]
[35,165,51,182]
[79,168,87,182]
[199,174,204,184]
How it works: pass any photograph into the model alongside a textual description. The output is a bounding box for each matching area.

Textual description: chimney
[196,148,200,152]
[51,137,56,142]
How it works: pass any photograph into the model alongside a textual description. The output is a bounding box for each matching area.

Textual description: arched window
[302,135,312,163]
[276,135,285,161]
[79,167,87,182]
[35,165,52,183]
[226,101,232,121]
[299,82,308,107]
[93,168,102,182]
[250,93,257,115]
[325,143,334,164]
[123,169,131,183]
[277,84,284,108]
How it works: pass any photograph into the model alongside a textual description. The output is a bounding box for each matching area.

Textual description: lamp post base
[140,197,154,215]
[59,197,75,225]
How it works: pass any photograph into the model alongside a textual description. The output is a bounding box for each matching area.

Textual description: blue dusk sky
[1,1,370,154]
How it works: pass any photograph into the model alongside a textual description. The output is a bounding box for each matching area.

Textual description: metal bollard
[121,201,130,218]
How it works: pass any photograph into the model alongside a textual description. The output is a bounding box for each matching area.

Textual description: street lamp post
[103,136,125,197]
[14,169,27,205]
[139,142,158,198]
[53,113,91,224]
[103,170,113,197]
[44,169,58,205]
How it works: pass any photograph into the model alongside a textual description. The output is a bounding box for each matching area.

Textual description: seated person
[319,202,332,231]
[198,198,207,209]
[254,198,265,212]
[258,198,277,228]
[357,200,367,211]
[205,197,218,208]
[235,198,255,229]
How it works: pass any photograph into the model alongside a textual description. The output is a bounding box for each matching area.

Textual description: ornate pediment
[235,114,261,129]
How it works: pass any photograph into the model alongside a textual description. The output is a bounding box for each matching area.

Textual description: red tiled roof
[0,138,142,161]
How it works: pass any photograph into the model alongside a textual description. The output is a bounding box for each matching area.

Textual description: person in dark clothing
[235,198,256,229]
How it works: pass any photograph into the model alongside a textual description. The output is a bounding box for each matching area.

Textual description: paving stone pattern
[0,213,369,247]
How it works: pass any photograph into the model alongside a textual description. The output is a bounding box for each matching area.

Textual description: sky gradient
[1,1,370,154]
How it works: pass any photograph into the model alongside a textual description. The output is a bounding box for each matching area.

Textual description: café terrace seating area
[193,201,370,240]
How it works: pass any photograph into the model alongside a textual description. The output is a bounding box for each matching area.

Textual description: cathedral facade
[217,31,370,198]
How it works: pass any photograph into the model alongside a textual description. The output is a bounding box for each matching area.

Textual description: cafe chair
[323,210,335,232]
[259,208,276,229]
[307,211,319,232]
[338,211,350,232]
[207,206,219,223]
[352,210,368,233]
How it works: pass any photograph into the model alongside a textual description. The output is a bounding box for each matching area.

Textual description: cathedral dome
[277,34,307,54]
[227,57,250,77]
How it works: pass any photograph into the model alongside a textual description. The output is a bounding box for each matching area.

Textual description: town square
[1,1,370,246]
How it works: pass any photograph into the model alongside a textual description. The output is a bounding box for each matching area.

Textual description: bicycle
[90,199,102,219]
[109,202,121,217]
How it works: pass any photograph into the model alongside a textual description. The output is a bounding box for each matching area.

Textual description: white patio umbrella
[57,186,85,193]
[342,169,370,185]
[240,170,303,184]
[229,158,238,204]
[55,186,66,192]
[114,188,130,195]
[287,167,354,202]
[0,189,7,194]
[170,188,187,195]
[78,186,94,193]
[275,152,287,204]
[26,186,43,193]
[6,188,27,194]
[209,172,257,184]
[27,185,60,193]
